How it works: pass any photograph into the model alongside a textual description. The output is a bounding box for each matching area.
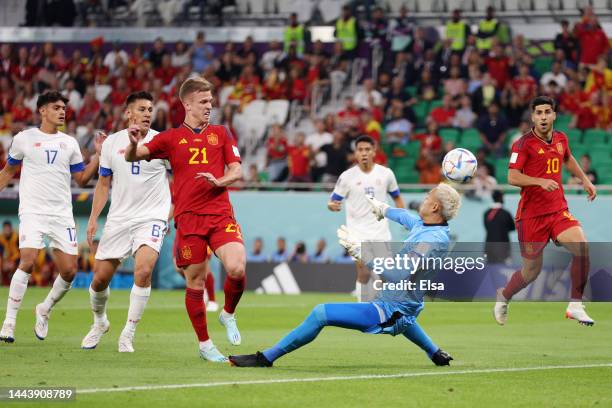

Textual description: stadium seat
[219,86,234,107]
[494,159,509,183]
[446,0,473,12]
[460,128,481,145]
[265,100,290,125]
[582,129,608,145]
[317,0,342,23]
[565,128,582,145]
[243,100,267,118]
[588,150,610,167]
[556,113,572,130]
[429,99,443,110]
[534,56,554,76]
[249,0,268,14]
[413,101,429,126]
[439,128,460,143]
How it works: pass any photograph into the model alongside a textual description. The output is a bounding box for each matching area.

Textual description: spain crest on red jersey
[207,134,218,145]
[181,245,192,260]
[556,142,563,155]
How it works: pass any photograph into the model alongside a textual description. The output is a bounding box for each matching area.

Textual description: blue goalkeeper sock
[402,322,438,358]
[262,303,381,362]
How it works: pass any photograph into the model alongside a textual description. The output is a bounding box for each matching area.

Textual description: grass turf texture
[1,287,611,407]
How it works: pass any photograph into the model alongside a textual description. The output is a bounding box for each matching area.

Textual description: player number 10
[546,158,560,174]
[188,148,208,165]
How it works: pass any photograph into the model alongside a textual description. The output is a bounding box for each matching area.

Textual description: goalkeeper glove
[366,195,390,221]
[337,225,362,262]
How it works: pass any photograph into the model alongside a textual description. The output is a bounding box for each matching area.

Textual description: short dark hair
[36,91,68,110]
[125,91,153,106]
[2,220,12,227]
[531,96,556,111]
[492,190,504,204]
[355,135,376,147]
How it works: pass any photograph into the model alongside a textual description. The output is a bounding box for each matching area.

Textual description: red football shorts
[516,209,581,259]
[174,213,244,267]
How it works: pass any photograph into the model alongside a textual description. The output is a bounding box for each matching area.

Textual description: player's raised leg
[183,259,227,362]
[118,245,157,352]
[0,248,38,343]
[81,259,118,348]
[494,254,543,325]
[556,226,594,325]
[215,241,246,346]
[35,248,78,340]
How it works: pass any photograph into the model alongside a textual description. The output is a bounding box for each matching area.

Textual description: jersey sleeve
[99,137,113,176]
[7,133,25,165]
[222,127,241,165]
[145,130,170,160]
[508,139,528,171]
[69,139,85,173]
[331,173,349,200]
[563,134,571,161]
[386,168,400,198]
[385,207,421,230]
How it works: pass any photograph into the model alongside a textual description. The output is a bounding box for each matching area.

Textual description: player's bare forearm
[74,154,100,187]
[507,169,545,188]
[125,144,150,162]
[564,155,588,182]
[0,164,18,191]
[392,195,405,209]
[217,162,242,187]
[89,175,111,223]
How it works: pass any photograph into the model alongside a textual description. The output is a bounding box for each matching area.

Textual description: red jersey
[145,123,241,218]
[287,145,310,177]
[509,130,570,220]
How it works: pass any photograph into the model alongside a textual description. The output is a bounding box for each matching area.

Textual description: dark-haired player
[125,77,245,362]
[327,135,404,302]
[494,96,597,326]
[81,91,171,352]
[0,91,101,343]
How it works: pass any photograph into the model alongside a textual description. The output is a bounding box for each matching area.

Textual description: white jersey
[8,127,84,219]
[333,164,400,241]
[100,129,171,224]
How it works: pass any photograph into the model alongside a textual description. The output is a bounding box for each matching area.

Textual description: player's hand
[195,172,223,187]
[583,180,597,201]
[127,125,140,145]
[86,219,97,249]
[327,200,342,211]
[366,195,389,221]
[93,131,107,155]
[337,225,361,262]
[539,179,559,192]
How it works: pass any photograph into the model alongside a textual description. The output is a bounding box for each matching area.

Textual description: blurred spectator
[260,40,284,72]
[385,102,413,145]
[319,130,351,183]
[569,154,598,186]
[244,164,262,188]
[477,102,508,157]
[335,248,354,264]
[237,36,259,66]
[287,132,311,183]
[416,69,438,102]
[266,124,289,182]
[311,238,329,263]
[247,237,268,262]
[472,73,499,115]
[335,5,359,59]
[483,190,515,264]
[445,9,471,54]
[414,122,443,158]
[428,94,456,127]
[191,31,215,73]
[452,95,477,129]
[103,41,128,72]
[584,56,612,95]
[79,239,98,272]
[475,147,495,177]
[171,41,190,68]
[337,97,361,131]
[554,20,578,63]
[470,166,498,201]
[354,78,382,110]
[305,119,333,182]
[286,66,307,103]
[540,61,568,92]
[216,52,241,86]
[151,107,170,131]
[443,66,467,98]
[510,64,537,108]
[289,241,309,263]
[508,120,531,146]
[361,109,382,142]
[148,37,168,69]
[271,237,288,263]
[284,13,307,56]
[262,68,287,100]
[0,221,19,286]
[573,8,609,66]
[484,43,510,89]
[388,5,415,53]
[476,6,499,52]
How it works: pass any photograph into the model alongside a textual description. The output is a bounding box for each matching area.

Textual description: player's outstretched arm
[0,164,19,192]
[564,154,597,201]
[508,168,559,192]
[124,125,151,162]
[87,175,111,248]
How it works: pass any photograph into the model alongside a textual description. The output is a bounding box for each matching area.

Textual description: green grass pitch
[1,287,611,407]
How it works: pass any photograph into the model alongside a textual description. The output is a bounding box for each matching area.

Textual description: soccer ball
[442,148,478,183]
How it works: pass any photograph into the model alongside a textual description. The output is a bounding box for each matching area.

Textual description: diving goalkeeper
[229,183,461,367]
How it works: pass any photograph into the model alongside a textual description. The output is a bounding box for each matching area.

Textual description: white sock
[356,281,364,302]
[199,339,213,350]
[123,285,151,336]
[89,286,110,325]
[40,275,72,314]
[221,309,234,319]
[4,269,30,324]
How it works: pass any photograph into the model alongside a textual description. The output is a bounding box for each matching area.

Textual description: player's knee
[17,260,35,273]
[134,264,153,279]
[310,304,328,326]
[59,266,78,282]
[91,275,110,291]
[224,260,245,279]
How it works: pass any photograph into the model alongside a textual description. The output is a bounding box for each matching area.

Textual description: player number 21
[546,158,560,174]
[188,148,208,165]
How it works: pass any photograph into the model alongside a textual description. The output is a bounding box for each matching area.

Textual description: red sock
[185,288,209,341]
[205,273,215,302]
[502,270,528,300]
[223,274,246,314]
[570,255,589,300]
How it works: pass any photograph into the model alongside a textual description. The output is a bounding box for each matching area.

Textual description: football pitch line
[78,363,612,394]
